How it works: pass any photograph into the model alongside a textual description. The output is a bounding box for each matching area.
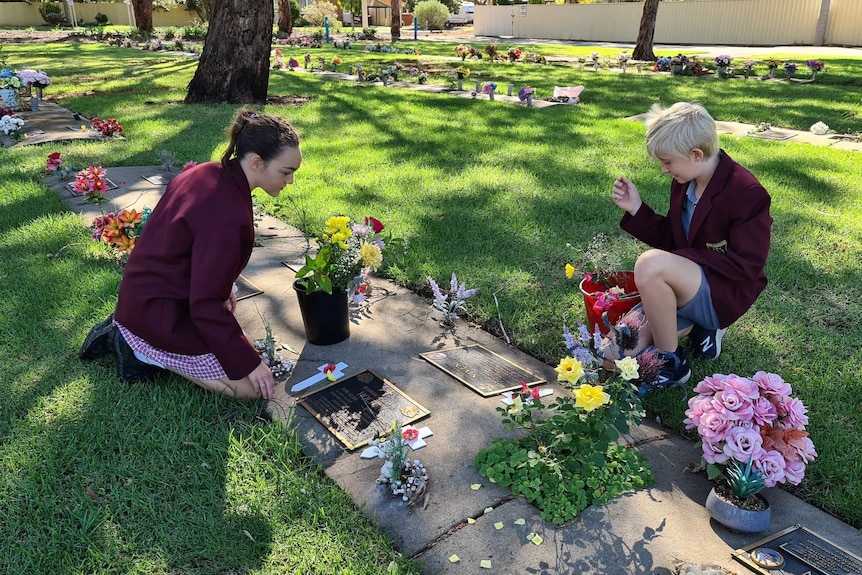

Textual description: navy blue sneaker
[113,330,163,384]
[79,314,116,360]
[689,325,728,360]
[654,347,691,389]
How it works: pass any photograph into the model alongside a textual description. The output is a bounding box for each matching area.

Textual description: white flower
[615,356,640,381]
[0,114,25,135]
[810,121,830,135]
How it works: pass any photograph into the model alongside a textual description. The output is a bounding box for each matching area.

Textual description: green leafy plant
[474,321,657,525]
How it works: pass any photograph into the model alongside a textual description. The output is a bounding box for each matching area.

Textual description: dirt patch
[0,29,88,44]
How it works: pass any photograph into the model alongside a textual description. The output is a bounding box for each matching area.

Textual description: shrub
[94,12,110,25]
[303,0,341,27]
[181,23,207,40]
[163,27,177,40]
[414,0,449,30]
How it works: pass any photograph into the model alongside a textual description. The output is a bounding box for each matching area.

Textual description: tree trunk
[390,0,402,41]
[278,0,294,35]
[632,0,660,61]
[132,0,153,32]
[185,0,273,104]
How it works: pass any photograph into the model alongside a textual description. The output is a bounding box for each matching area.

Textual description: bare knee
[634,249,668,284]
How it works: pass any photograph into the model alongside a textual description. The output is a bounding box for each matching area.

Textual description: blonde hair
[644,102,718,160]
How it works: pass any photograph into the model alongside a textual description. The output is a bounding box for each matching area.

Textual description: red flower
[365,216,384,233]
[402,428,419,442]
[323,363,337,374]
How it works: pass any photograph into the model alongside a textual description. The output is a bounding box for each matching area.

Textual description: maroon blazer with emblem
[114,160,261,380]
[620,150,772,328]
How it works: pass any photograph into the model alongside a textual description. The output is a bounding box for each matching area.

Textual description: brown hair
[220,108,300,169]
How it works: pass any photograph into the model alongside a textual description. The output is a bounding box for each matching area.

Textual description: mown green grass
[1,38,861,573]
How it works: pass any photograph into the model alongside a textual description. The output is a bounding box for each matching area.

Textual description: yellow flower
[358,241,383,269]
[565,263,575,279]
[573,384,611,412]
[323,216,352,246]
[555,356,585,383]
[615,356,640,381]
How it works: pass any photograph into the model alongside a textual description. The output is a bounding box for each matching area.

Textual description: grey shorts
[631,267,720,332]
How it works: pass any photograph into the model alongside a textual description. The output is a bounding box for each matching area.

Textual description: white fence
[475,0,862,47]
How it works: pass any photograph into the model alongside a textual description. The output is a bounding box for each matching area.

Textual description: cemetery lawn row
[1,40,860,573]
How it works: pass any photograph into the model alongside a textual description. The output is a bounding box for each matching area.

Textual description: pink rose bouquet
[684,372,817,497]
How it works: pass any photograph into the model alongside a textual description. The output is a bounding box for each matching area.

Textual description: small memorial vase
[35,86,44,100]
[526,93,533,107]
[507,83,513,96]
[717,66,728,79]
[0,88,18,109]
[489,90,494,101]
[621,62,627,73]
[635,63,642,73]
[705,487,771,533]
[30,96,39,112]
[457,78,463,91]
[293,280,350,345]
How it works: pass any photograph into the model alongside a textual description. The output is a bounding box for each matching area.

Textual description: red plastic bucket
[579,271,640,335]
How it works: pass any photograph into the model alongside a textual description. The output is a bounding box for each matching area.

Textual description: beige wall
[0,3,198,28]
[476,0,862,47]
[827,0,862,46]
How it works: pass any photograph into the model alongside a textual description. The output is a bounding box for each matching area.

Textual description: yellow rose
[573,384,611,412]
[555,356,584,383]
[565,263,575,279]
[615,356,640,381]
[358,241,383,269]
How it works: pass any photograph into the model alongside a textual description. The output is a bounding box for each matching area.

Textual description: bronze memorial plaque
[298,369,431,450]
[420,344,544,397]
[732,525,862,575]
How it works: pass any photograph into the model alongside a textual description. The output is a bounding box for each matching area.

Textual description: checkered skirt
[114,321,228,381]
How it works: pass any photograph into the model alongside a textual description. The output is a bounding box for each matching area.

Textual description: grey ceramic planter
[705,487,771,533]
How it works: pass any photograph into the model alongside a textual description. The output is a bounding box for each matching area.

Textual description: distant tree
[185,0,273,104]
[277,0,296,35]
[131,0,153,32]
[391,0,402,40]
[632,0,660,61]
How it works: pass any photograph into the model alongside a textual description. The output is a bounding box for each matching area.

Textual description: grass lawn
[1,36,861,573]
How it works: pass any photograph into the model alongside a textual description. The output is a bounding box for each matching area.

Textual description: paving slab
[1,100,119,149]
[51,149,862,575]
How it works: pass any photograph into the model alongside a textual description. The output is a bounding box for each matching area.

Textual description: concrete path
[33,104,862,573]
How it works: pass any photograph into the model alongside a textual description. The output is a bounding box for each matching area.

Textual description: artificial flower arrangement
[481,82,497,95]
[617,51,631,64]
[294,214,399,304]
[474,317,658,525]
[805,59,824,73]
[272,48,285,69]
[506,46,522,62]
[517,86,534,103]
[91,117,124,138]
[15,69,51,89]
[684,372,817,509]
[0,113,24,137]
[0,68,23,90]
[45,151,78,179]
[784,62,798,76]
[331,55,342,67]
[92,207,152,256]
[454,66,471,80]
[714,54,733,68]
[74,166,111,204]
[809,121,831,136]
[426,272,479,326]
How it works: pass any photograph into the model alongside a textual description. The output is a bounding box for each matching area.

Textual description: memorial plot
[298,369,430,450]
[420,344,544,397]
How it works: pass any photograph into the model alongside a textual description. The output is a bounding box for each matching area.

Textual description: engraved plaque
[420,344,544,397]
[733,525,862,575]
[298,369,430,450]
